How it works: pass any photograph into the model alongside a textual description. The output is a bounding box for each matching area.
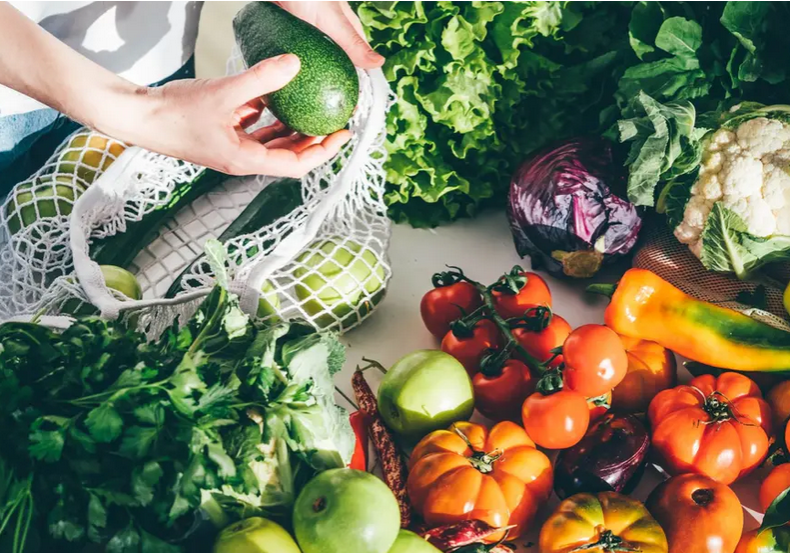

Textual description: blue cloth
[0,57,195,195]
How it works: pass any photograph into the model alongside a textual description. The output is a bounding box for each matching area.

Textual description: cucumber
[165,178,302,298]
[91,169,226,268]
[233,2,359,136]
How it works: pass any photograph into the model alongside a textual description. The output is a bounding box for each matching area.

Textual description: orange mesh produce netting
[632,221,790,331]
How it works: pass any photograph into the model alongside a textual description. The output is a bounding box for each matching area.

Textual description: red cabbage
[507,137,642,278]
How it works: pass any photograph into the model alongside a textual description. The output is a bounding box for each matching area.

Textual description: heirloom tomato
[540,492,667,553]
[407,421,552,541]
[648,372,772,484]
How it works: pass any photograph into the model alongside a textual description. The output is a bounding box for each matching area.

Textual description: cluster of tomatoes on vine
[419,265,629,449]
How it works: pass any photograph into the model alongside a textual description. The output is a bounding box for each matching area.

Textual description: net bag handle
[237,69,391,314]
[70,68,390,320]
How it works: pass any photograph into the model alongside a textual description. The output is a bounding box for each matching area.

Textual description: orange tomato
[511,313,571,369]
[563,324,628,398]
[767,380,790,430]
[522,389,590,449]
[587,391,612,422]
[648,372,772,484]
[611,335,677,413]
[736,527,790,553]
[760,464,790,513]
[407,421,552,541]
[492,271,551,320]
[646,473,743,553]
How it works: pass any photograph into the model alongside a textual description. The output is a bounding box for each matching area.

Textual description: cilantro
[0,272,353,551]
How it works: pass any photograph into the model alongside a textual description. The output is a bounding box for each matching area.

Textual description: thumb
[223,54,301,107]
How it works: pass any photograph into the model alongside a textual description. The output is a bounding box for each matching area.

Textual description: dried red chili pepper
[351,368,413,527]
[421,520,505,550]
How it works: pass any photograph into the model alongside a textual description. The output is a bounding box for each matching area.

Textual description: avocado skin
[233,2,360,136]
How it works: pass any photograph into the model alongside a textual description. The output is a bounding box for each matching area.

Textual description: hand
[275,1,384,69]
[106,54,351,178]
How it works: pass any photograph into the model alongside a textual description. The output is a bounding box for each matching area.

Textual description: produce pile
[358,0,790,286]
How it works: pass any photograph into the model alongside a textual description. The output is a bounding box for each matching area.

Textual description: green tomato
[257,279,281,319]
[294,238,386,329]
[377,350,474,442]
[293,469,400,553]
[388,530,441,553]
[213,517,301,553]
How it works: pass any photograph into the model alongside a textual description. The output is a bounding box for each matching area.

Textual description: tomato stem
[452,425,504,474]
[569,530,640,552]
[586,283,617,298]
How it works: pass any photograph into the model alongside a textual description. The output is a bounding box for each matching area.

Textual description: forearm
[0,3,146,136]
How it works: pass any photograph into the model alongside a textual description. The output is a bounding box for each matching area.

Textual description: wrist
[83,79,159,145]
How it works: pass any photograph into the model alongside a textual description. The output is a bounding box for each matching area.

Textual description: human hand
[105,54,351,177]
[274,1,384,69]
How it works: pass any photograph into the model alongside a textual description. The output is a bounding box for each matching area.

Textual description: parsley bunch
[0,285,352,553]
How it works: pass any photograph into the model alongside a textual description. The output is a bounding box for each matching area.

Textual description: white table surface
[334,209,765,550]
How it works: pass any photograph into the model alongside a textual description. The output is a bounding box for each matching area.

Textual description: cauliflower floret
[736,118,790,158]
[675,116,790,258]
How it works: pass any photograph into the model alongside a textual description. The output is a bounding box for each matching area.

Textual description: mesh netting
[0,48,393,338]
[633,221,790,331]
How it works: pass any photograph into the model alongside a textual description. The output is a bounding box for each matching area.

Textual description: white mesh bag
[0,52,393,336]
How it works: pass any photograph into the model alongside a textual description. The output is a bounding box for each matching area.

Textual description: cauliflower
[674,111,790,258]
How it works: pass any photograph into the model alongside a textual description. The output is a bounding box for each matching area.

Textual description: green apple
[293,469,399,553]
[257,279,281,319]
[378,350,474,442]
[294,238,386,329]
[388,530,441,553]
[212,517,301,553]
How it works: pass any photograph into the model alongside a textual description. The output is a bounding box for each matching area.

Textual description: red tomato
[648,372,772,485]
[563,324,628,398]
[587,391,612,422]
[492,271,552,320]
[441,319,503,376]
[421,281,482,339]
[473,359,536,422]
[512,313,571,368]
[522,389,590,449]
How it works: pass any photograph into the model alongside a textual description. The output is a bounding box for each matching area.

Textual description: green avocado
[233,2,360,136]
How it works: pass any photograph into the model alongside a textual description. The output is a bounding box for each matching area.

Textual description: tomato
[522,389,590,449]
[441,319,503,377]
[646,473,743,553]
[648,372,773,485]
[492,271,551,320]
[563,324,628,398]
[408,421,553,541]
[473,359,536,422]
[511,313,571,369]
[421,282,482,339]
[540,492,668,553]
[760,464,790,513]
[587,391,612,422]
[736,527,790,553]
[611,335,677,413]
[767,380,790,430]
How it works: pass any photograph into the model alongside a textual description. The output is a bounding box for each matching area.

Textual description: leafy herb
[0,262,352,551]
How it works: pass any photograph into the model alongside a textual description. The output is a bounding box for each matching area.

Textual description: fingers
[321,4,384,69]
[222,54,301,108]
[246,121,291,143]
[229,130,352,177]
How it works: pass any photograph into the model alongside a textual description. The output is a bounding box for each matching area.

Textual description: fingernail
[273,53,300,71]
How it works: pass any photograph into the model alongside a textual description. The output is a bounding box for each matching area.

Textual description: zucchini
[165,178,302,298]
[91,169,226,268]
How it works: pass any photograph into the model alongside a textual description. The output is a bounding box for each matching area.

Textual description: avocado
[233,2,360,136]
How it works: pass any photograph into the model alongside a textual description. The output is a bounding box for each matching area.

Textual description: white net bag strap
[237,69,391,314]
[69,148,210,319]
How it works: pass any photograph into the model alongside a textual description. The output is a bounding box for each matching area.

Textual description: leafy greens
[0,280,353,552]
